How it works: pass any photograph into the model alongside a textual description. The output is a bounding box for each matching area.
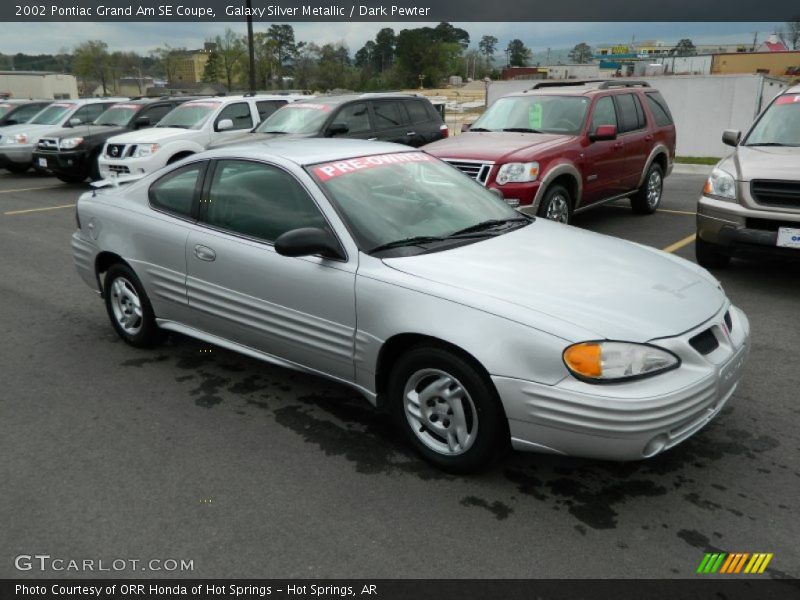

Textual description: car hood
[382,220,724,342]
[729,145,800,181]
[0,123,60,140]
[424,131,574,162]
[107,127,195,144]
[207,131,315,149]
[39,124,128,141]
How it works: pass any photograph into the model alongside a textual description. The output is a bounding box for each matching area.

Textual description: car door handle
[367,137,378,141]
[194,245,216,262]
[406,131,417,136]
[613,142,623,149]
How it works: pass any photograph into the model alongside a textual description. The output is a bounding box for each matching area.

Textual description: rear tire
[631,162,663,214]
[695,236,731,269]
[537,184,573,224]
[388,345,507,473]
[5,163,29,174]
[103,264,164,348]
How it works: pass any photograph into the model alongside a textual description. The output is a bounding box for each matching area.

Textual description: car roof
[294,93,433,105]
[182,94,297,106]
[112,96,207,106]
[1,99,50,105]
[202,138,418,166]
[506,80,655,98]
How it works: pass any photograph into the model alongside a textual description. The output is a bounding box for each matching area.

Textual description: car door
[369,100,413,144]
[185,159,357,382]
[402,99,437,146]
[326,101,374,140]
[211,102,255,144]
[581,95,626,204]
[136,103,173,128]
[613,93,650,191]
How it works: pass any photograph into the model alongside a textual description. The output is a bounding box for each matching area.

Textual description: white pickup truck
[97,94,307,179]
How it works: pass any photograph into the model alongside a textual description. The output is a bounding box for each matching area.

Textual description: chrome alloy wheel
[545,193,570,223]
[647,169,663,208]
[109,276,143,335]
[403,368,478,456]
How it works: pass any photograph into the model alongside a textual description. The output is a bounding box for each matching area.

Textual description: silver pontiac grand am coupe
[71,139,750,472]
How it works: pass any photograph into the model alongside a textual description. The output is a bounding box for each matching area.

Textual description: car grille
[107,165,130,174]
[750,180,800,208]
[689,328,719,355]
[37,138,59,152]
[443,159,494,185]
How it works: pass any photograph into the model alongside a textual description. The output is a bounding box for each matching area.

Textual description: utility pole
[245,0,256,92]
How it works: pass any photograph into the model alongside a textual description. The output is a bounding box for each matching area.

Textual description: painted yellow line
[662,233,696,254]
[607,204,696,216]
[4,203,75,215]
[758,553,773,573]
[0,185,63,195]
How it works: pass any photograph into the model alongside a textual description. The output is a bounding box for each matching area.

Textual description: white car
[97,94,307,179]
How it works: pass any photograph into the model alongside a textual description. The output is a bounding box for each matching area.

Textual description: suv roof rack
[526,80,606,91]
[597,80,651,89]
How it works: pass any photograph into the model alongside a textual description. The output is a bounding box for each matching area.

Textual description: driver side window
[332,102,371,134]
[590,96,617,133]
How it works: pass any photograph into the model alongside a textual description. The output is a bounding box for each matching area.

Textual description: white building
[0,71,78,99]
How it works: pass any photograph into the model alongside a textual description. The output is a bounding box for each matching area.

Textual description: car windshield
[29,103,75,125]
[309,152,526,255]
[744,94,800,146]
[156,102,220,129]
[0,103,12,118]
[94,104,140,126]
[471,95,590,135]
[256,103,330,134]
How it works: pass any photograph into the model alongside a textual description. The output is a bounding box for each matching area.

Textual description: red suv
[424,81,676,224]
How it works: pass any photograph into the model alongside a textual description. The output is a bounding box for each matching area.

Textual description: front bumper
[697,194,800,258]
[71,231,101,294]
[32,149,92,178]
[493,304,750,461]
[489,181,540,212]
[97,154,163,180]
[0,144,34,168]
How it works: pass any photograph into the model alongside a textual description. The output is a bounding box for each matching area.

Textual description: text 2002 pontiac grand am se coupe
[71,139,750,473]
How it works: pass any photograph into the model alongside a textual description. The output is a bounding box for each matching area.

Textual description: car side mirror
[590,124,617,141]
[216,118,234,132]
[327,122,349,136]
[68,117,82,127]
[134,116,151,129]
[274,227,344,260]
[461,123,472,132]
[722,129,741,147]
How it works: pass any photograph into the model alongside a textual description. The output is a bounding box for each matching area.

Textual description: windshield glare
[745,95,800,146]
[30,104,75,125]
[157,102,219,129]
[256,104,330,134]
[94,104,139,126]
[472,95,589,135]
[310,152,522,253]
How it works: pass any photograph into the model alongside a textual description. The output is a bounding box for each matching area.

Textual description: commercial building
[711,51,800,76]
[0,71,78,99]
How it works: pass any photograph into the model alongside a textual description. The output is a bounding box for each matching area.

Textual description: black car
[208,93,448,149]
[32,97,201,183]
[0,100,52,127]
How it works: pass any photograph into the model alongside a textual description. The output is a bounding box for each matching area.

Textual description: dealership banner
[3,0,800,22]
[3,579,800,600]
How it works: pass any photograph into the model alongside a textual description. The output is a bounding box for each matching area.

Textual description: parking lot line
[607,205,696,216]
[0,185,64,195]
[4,203,76,216]
[662,233,696,253]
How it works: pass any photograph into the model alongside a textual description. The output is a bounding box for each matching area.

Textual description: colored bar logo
[696,552,773,574]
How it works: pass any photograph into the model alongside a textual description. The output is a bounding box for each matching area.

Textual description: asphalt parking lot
[1,169,798,580]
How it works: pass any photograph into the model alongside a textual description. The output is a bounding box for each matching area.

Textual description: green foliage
[568,43,593,64]
[506,39,532,67]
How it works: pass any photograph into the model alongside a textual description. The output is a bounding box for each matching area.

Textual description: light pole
[245,0,256,92]
[483,76,491,108]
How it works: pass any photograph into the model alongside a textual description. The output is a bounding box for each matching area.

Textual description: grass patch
[675,156,720,165]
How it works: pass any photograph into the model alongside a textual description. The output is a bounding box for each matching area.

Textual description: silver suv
[696,84,800,268]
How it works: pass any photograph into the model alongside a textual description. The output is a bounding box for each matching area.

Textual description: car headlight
[4,133,28,144]
[496,162,539,185]
[133,144,159,158]
[703,167,736,200]
[59,137,84,150]
[563,341,680,383]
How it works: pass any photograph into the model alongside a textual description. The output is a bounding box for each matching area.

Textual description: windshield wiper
[468,127,493,132]
[449,217,530,236]
[502,127,543,133]
[158,124,188,129]
[260,130,289,134]
[745,142,796,147]
[368,235,449,253]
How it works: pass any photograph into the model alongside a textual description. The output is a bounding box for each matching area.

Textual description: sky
[0,21,786,57]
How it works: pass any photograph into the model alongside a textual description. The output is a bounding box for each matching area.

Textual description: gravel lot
[1,169,798,580]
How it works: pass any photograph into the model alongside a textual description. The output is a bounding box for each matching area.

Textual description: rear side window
[372,101,407,130]
[215,102,253,131]
[614,94,645,133]
[149,162,203,218]
[333,102,371,134]
[645,92,674,127]
[590,96,617,131]
[256,100,287,121]
[405,100,430,124]
[10,103,46,123]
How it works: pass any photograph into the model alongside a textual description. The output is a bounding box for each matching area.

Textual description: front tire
[4,163,30,174]
[631,162,663,214]
[388,345,507,473]
[537,184,573,224]
[695,236,731,269]
[103,264,163,347]
[56,173,87,184]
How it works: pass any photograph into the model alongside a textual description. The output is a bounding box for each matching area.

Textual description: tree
[151,44,187,83]
[267,24,299,80]
[479,35,498,58]
[374,28,396,71]
[202,48,222,84]
[671,39,697,56]
[432,22,470,50]
[214,28,246,91]
[568,43,593,64]
[73,40,111,95]
[506,39,532,67]
[778,19,800,50]
[395,27,464,88]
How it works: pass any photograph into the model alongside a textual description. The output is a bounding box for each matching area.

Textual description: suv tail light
[439,124,449,138]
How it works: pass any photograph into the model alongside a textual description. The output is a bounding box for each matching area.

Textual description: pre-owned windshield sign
[313,152,432,181]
